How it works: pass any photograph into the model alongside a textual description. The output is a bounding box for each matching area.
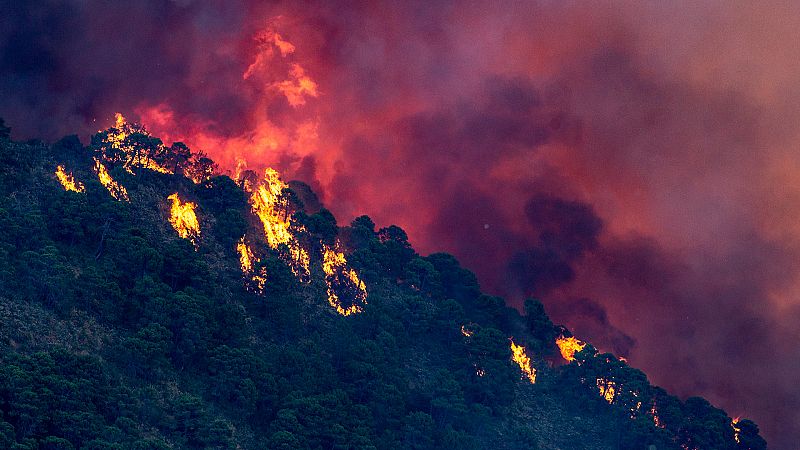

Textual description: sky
[2,1,799,447]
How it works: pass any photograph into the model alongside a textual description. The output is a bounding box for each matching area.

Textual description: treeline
[0,120,765,449]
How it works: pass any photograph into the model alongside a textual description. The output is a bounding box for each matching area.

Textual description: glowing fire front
[556,335,586,362]
[237,238,267,293]
[98,113,174,175]
[55,165,85,193]
[247,168,310,280]
[94,158,129,201]
[167,193,200,246]
[732,417,741,444]
[596,378,617,404]
[322,243,367,316]
[509,339,537,384]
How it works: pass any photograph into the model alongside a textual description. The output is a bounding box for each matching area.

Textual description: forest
[0,117,766,449]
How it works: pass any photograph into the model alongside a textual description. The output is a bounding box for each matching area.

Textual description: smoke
[3,0,800,447]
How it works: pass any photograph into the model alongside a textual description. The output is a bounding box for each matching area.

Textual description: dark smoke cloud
[2,1,800,448]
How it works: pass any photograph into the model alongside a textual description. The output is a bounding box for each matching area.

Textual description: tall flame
[247,168,309,279]
[55,165,85,193]
[167,193,200,246]
[237,237,267,293]
[509,339,537,384]
[322,243,367,316]
[556,335,586,362]
[94,158,129,201]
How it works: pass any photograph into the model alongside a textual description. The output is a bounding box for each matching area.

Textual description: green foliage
[0,136,763,450]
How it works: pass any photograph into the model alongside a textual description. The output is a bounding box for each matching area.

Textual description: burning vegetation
[509,339,536,384]
[246,168,310,280]
[93,158,129,202]
[556,335,586,362]
[54,165,85,193]
[167,193,200,247]
[237,237,267,294]
[322,243,368,316]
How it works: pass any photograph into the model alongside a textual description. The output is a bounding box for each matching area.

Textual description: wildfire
[650,403,665,429]
[460,325,474,337]
[248,168,310,279]
[732,417,741,444]
[167,193,200,246]
[509,339,537,384]
[556,335,586,362]
[99,113,174,175]
[322,243,368,316]
[237,237,267,293]
[55,165,85,193]
[94,158,129,201]
[596,378,616,404]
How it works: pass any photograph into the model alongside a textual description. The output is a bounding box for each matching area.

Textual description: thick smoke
[3,1,800,448]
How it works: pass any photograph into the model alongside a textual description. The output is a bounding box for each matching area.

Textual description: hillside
[0,117,766,449]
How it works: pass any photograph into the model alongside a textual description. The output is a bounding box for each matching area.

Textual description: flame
[237,237,267,293]
[248,168,310,279]
[99,113,174,175]
[460,325,474,337]
[732,417,741,444]
[556,335,586,362]
[509,339,537,384]
[597,378,616,404]
[167,193,200,246]
[94,158,129,201]
[55,165,85,193]
[322,243,368,316]
[650,403,665,429]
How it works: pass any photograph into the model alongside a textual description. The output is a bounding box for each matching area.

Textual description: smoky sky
[3,1,800,448]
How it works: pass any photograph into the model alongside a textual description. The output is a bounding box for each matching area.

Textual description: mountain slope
[0,118,766,449]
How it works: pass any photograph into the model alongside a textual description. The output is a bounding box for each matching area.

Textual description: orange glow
[167,193,200,246]
[322,243,368,316]
[597,378,616,404]
[556,335,586,362]
[247,168,310,279]
[276,63,319,107]
[100,113,174,175]
[237,237,267,293]
[509,339,537,384]
[94,158,129,201]
[460,325,474,337]
[55,165,85,193]
[732,417,741,443]
[650,403,665,429]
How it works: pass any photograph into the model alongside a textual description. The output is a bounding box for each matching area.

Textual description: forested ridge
[0,118,766,449]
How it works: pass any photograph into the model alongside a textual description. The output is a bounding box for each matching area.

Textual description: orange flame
[322,243,368,316]
[247,168,310,279]
[167,193,200,246]
[94,158,129,201]
[100,113,174,175]
[650,403,665,429]
[237,237,267,293]
[597,378,616,404]
[509,339,537,384]
[460,325,474,337]
[732,417,741,443]
[556,335,586,362]
[55,165,85,193]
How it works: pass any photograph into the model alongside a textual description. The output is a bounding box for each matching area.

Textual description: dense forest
[0,116,766,449]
